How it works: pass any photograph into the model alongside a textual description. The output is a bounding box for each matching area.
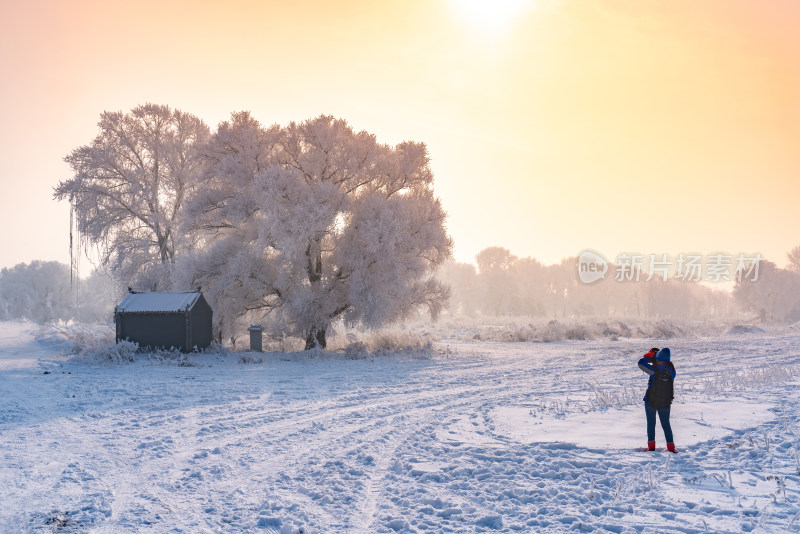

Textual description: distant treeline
[0,261,115,324]
[438,247,800,323]
[3,248,800,326]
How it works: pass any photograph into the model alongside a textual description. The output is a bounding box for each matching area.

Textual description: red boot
[647,441,656,451]
[667,443,677,453]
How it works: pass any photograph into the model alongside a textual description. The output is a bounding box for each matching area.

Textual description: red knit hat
[644,348,659,359]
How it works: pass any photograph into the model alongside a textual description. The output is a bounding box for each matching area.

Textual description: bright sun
[450,0,532,34]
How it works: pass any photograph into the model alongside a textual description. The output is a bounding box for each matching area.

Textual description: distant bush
[326,328,434,359]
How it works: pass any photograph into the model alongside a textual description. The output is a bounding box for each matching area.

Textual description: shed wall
[118,314,187,352]
[188,298,213,350]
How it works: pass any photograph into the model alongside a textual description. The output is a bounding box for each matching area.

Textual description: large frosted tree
[179,113,452,348]
[54,104,210,290]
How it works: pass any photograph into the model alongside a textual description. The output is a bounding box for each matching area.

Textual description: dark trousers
[645,402,674,443]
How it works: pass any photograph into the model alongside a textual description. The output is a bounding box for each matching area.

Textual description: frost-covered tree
[437,260,480,316]
[76,270,116,323]
[54,104,210,290]
[510,257,549,316]
[734,260,800,322]
[788,245,800,273]
[475,247,519,316]
[179,113,452,348]
[476,247,517,274]
[0,261,116,324]
[0,261,72,323]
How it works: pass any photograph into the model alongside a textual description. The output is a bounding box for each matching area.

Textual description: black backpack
[648,362,674,409]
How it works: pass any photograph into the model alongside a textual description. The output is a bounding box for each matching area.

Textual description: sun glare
[450,0,532,34]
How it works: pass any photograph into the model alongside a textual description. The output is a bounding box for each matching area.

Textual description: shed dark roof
[116,291,202,313]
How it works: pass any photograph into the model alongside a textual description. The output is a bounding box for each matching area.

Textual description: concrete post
[247,325,264,352]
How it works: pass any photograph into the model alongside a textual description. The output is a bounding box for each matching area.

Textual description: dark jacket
[638,348,676,402]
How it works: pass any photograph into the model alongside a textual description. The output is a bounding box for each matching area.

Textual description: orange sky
[1,0,799,270]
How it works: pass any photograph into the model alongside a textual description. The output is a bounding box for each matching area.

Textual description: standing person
[638,347,677,452]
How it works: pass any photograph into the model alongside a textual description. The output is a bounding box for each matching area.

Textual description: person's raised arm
[638,348,658,375]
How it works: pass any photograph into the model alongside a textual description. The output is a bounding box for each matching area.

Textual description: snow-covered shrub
[204,340,229,355]
[238,353,264,364]
[36,322,116,355]
[366,330,433,353]
[43,322,130,365]
[541,320,565,342]
[263,335,304,353]
[633,319,688,339]
[726,324,766,334]
[72,339,138,364]
[328,328,434,359]
[564,323,592,340]
[596,320,632,338]
[691,362,800,397]
[147,346,197,366]
[496,323,536,342]
[587,383,641,409]
[343,341,369,359]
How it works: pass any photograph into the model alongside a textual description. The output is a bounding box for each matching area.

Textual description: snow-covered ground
[1,320,799,533]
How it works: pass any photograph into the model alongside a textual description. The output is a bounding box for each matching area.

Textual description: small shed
[114,289,213,352]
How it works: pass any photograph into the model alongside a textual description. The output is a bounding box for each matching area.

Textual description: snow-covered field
[1,321,799,533]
